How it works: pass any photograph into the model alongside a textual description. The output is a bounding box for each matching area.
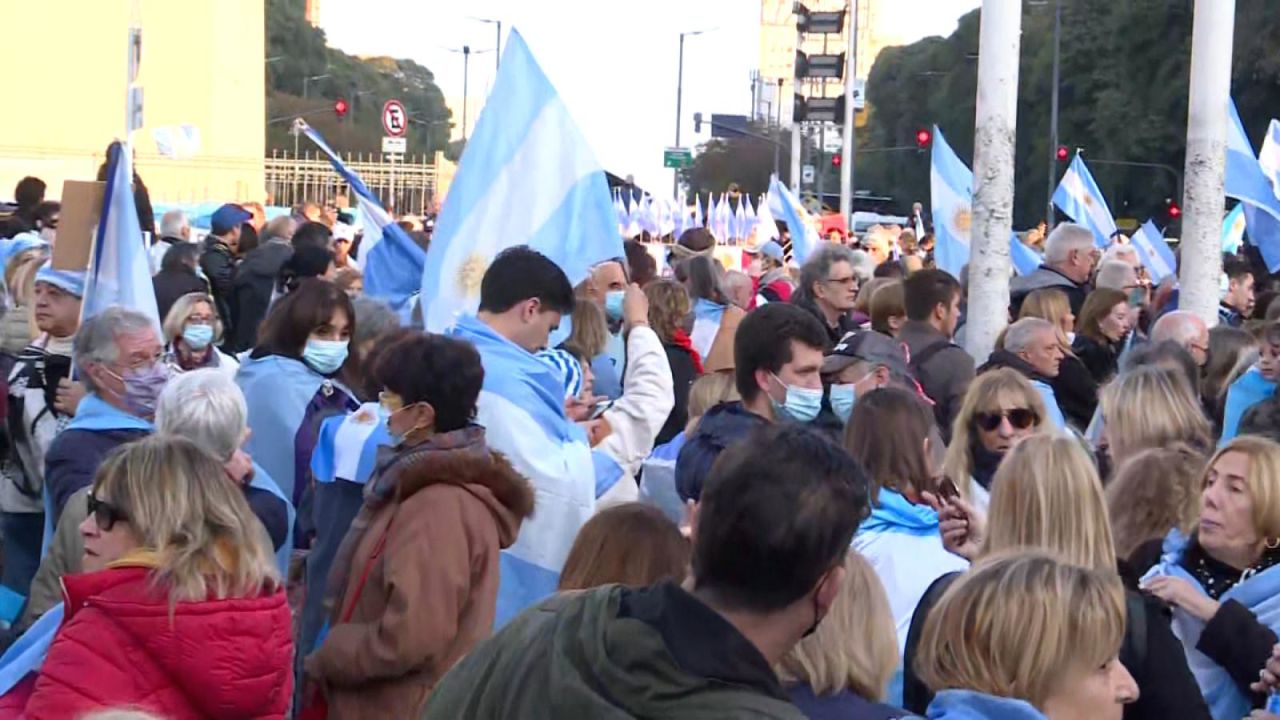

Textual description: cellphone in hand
[936,478,961,503]
[587,400,614,421]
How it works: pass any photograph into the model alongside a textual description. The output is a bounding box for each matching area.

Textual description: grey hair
[351,296,400,349]
[1102,244,1140,268]
[1095,260,1136,291]
[263,216,297,242]
[797,244,857,304]
[1151,310,1206,347]
[159,209,189,238]
[154,369,246,462]
[1004,317,1056,354]
[1043,223,1095,264]
[723,269,752,295]
[848,249,875,284]
[74,307,156,394]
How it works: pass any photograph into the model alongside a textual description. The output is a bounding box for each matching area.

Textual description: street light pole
[462,45,471,144]
[471,17,503,72]
[1045,0,1061,230]
[673,29,714,198]
[303,73,330,99]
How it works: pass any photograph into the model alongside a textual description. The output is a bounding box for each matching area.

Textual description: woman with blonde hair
[778,551,908,719]
[914,551,1138,719]
[1141,435,1280,720]
[23,435,292,718]
[558,503,689,591]
[1106,444,1206,572]
[907,435,1211,719]
[1020,287,1098,428]
[940,368,1047,511]
[646,279,701,445]
[1099,365,1213,475]
[160,291,239,377]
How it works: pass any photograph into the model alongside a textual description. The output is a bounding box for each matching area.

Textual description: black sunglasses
[974,408,1038,432]
[87,492,129,532]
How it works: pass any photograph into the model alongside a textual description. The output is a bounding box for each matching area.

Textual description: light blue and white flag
[712,193,732,242]
[1246,115,1280,271]
[769,174,821,263]
[1130,220,1177,282]
[1225,100,1280,219]
[1222,204,1247,254]
[694,194,704,228]
[297,121,426,318]
[420,29,623,332]
[1053,153,1117,247]
[613,189,628,237]
[733,196,747,240]
[744,194,758,237]
[753,191,781,243]
[82,141,161,336]
[1009,234,1042,276]
[310,402,392,487]
[672,192,688,238]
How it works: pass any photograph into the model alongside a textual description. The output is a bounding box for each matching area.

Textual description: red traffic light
[831,154,842,168]
[334,98,349,117]
[1168,202,1182,218]
[915,129,932,148]
[1056,145,1069,161]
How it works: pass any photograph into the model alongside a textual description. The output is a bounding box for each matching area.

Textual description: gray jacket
[898,320,974,444]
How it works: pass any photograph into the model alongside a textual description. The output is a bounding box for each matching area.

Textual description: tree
[681,123,807,198]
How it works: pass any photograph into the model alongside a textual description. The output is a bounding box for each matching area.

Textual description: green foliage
[681,123,800,197]
[265,0,451,157]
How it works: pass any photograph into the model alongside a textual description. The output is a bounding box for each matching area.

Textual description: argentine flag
[83,141,161,334]
[1130,220,1176,283]
[297,120,426,319]
[1053,153,1117,248]
[1237,110,1280,271]
[420,29,622,332]
[769,175,820,263]
[1222,204,1246,254]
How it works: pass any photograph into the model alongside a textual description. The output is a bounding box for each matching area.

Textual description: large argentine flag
[420,30,622,332]
[82,141,161,335]
[769,175,820,263]
[1130,220,1177,283]
[1236,110,1280,271]
[297,120,425,318]
[1053,153,1117,248]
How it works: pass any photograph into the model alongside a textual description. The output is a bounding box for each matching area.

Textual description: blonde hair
[941,369,1048,501]
[92,435,280,604]
[869,281,905,336]
[564,298,609,360]
[854,277,894,314]
[1100,366,1213,467]
[1019,288,1073,354]
[1106,444,1205,561]
[685,371,740,435]
[983,435,1117,571]
[777,551,898,700]
[1206,436,1280,539]
[161,292,223,345]
[915,551,1126,708]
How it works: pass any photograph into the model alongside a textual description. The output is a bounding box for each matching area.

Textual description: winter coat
[1009,264,1089,316]
[199,237,237,341]
[305,426,535,719]
[593,325,675,508]
[898,320,974,443]
[230,240,292,352]
[793,295,857,349]
[675,401,770,503]
[43,400,150,523]
[1072,333,1123,385]
[23,561,293,719]
[424,582,805,719]
[1049,352,1098,430]
[788,683,909,720]
[657,341,700,445]
[152,266,208,323]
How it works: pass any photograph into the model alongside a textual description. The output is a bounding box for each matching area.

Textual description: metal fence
[264,150,443,215]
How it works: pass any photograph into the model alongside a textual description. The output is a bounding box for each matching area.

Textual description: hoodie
[976,349,1066,429]
[305,426,535,719]
[675,401,770,502]
[424,582,805,719]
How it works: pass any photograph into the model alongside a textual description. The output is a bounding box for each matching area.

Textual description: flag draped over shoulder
[82,141,161,334]
[420,29,622,332]
[1052,153,1117,248]
[296,120,426,319]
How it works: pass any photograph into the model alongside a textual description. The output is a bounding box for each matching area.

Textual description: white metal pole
[964,0,1022,363]
[791,123,803,193]
[1181,0,1235,326]
[839,1,857,221]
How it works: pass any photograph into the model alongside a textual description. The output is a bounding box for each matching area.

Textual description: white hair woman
[1141,436,1280,720]
[160,292,238,377]
[22,436,293,718]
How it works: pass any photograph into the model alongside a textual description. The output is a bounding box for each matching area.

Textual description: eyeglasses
[87,492,129,532]
[824,275,857,286]
[974,408,1038,432]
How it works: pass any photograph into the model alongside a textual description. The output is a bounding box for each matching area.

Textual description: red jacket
[23,564,293,720]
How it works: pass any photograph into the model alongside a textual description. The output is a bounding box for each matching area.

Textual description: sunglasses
[87,492,129,532]
[974,408,1038,432]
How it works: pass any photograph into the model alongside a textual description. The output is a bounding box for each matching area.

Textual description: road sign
[382,99,407,138]
[663,147,693,169]
[381,136,407,154]
[823,128,843,153]
[802,164,816,184]
[852,79,866,111]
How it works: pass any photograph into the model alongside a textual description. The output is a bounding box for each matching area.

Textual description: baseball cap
[210,204,252,235]
[822,329,911,379]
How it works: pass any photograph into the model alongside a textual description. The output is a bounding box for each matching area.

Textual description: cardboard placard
[52,180,104,271]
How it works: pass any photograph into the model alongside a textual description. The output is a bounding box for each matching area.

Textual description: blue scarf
[65,394,153,432]
[860,488,941,536]
[927,690,1047,719]
[1220,366,1276,444]
[1142,529,1280,720]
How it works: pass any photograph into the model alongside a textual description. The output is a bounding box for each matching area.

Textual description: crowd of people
[0,170,1279,720]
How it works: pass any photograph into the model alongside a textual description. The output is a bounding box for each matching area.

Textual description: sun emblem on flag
[1083,194,1094,207]
[456,253,489,298]
[953,206,972,234]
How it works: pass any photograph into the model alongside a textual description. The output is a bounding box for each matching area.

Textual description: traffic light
[1167,199,1182,219]
[693,112,703,133]
[915,128,932,150]
[1056,145,1069,162]
[831,154,842,168]
[334,98,349,119]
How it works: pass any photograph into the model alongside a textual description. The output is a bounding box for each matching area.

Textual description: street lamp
[303,73,330,99]
[674,27,717,197]
[470,16,503,73]
[443,46,495,144]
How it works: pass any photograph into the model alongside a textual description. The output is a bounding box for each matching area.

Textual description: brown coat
[305,434,535,719]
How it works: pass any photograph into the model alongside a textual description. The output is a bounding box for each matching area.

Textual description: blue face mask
[770,373,823,423]
[829,383,856,423]
[604,290,626,322]
[303,338,349,375]
[182,323,214,351]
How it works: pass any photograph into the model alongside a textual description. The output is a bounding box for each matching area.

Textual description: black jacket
[792,296,857,350]
[45,428,150,525]
[199,238,237,340]
[675,402,769,503]
[656,342,700,446]
[1072,334,1123,385]
[1050,352,1099,429]
[230,241,292,352]
[976,348,1052,384]
[1009,264,1090,316]
[152,267,208,323]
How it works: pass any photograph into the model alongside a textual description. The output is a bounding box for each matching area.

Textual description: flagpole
[1180,0,1235,326]
[965,0,1021,363]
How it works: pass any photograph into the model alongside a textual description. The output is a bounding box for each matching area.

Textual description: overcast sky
[322,0,979,195]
